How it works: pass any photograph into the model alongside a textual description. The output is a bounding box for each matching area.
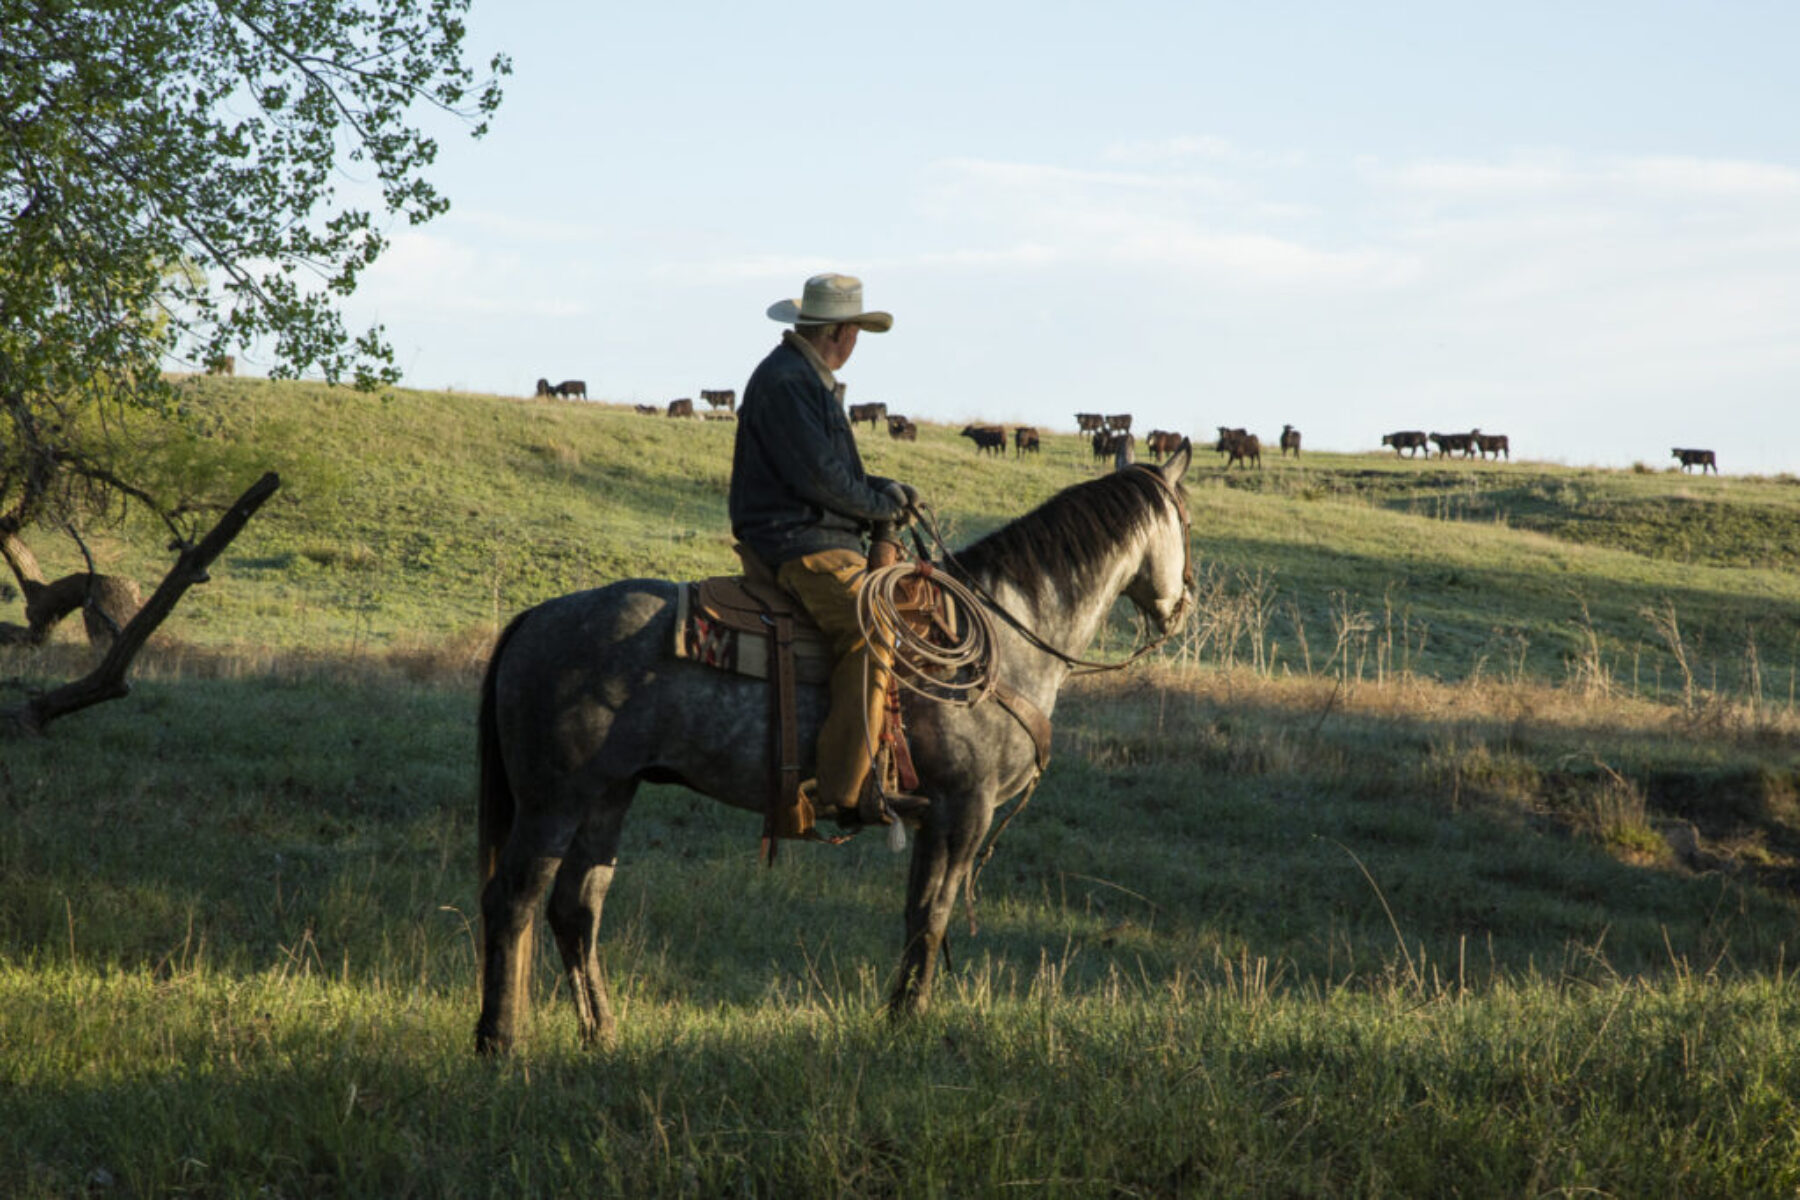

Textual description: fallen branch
[2,472,281,736]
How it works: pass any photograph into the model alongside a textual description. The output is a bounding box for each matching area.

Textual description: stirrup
[856,785,930,827]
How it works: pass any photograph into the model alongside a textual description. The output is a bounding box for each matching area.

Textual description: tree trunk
[2,472,281,736]
[0,527,144,647]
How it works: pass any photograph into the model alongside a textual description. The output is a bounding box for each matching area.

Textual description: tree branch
[3,471,280,736]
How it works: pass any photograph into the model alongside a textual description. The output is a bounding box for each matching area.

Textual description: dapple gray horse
[475,443,1194,1052]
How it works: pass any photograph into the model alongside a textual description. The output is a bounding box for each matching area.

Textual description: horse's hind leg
[547,786,635,1050]
[476,843,561,1055]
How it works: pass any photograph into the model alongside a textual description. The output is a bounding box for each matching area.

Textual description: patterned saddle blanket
[672,574,833,684]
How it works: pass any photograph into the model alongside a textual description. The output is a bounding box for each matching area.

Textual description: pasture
[5,378,1800,1194]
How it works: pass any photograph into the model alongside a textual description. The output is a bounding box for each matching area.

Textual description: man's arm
[753,376,903,522]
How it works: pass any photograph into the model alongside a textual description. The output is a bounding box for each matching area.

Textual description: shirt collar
[782,329,838,393]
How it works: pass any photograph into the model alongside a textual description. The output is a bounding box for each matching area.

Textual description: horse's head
[1121,439,1194,635]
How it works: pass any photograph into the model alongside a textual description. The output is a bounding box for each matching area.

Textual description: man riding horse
[728,273,922,839]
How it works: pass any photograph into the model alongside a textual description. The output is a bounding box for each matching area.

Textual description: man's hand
[883,480,920,515]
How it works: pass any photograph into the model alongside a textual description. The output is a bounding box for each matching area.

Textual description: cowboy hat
[766,273,893,332]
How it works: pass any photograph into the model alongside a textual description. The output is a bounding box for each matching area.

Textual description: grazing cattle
[887,415,917,441]
[667,397,695,418]
[700,389,736,412]
[1470,430,1510,461]
[535,378,553,398]
[1145,430,1183,457]
[1014,426,1040,457]
[1075,412,1106,432]
[1216,428,1261,470]
[633,403,658,415]
[551,380,586,400]
[1280,424,1301,457]
[1381,430,1429,457]
[1429,431,1474,459]
[847,401,888,430]
[1673,447,1718,474]
[960,424,1007,456]
[1092,429,1134,461]
[1105,413,1133,432]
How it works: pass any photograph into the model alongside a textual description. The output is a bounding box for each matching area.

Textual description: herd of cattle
[531,379,1719,473]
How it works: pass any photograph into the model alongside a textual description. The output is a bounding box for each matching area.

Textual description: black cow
[1471,430,1510,461]
[666,397,695,418]
[1014,426,1040,457]
[848,402,888,431]
[1672,447,1718,474]
[1429,431,1474,459]
[961,424,1007,456]
[1381,430,1429,457]
[1279,424,1301,457]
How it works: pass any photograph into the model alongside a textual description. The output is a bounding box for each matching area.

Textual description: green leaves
[1,0,509,533]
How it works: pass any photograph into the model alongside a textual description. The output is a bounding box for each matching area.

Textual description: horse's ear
[1160,438,1192,485]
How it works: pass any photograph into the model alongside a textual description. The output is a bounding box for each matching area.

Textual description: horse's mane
[949,467,1175,605]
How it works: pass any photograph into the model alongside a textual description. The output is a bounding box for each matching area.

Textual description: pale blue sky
[333,1,1800,472]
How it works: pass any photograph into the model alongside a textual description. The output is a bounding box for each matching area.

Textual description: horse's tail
[477,611,531,892]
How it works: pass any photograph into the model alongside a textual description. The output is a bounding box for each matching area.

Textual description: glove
[882,480,920,513]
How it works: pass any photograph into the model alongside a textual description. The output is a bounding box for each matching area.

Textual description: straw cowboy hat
[767,273,893,332]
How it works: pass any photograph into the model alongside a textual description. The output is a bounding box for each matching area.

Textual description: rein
[908,463,1195,677]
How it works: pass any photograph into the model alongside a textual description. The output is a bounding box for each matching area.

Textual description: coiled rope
[855,555,998,706]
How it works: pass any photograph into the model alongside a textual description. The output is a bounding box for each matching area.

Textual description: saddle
[673,543,946,856]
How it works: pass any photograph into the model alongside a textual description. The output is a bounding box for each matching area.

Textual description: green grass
[7,379,1800,1193]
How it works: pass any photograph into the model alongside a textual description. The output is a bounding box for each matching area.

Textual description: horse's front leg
[888,791,994,1018]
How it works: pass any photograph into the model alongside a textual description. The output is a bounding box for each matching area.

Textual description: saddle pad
[673,578,832,685]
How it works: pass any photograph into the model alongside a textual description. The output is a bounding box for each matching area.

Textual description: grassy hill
[7,377,1800,1193]
[26,375,1800,703]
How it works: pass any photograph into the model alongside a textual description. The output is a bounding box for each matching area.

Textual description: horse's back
[489,578,792,813]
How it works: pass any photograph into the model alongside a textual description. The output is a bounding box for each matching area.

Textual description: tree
[0,0,507,727]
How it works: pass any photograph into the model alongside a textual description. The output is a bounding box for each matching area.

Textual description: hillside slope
[19,376,1800,700]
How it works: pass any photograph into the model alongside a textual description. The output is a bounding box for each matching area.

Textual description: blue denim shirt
[728,335,902,566]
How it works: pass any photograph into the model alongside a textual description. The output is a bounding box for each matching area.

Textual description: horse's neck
[978,534,1146,696]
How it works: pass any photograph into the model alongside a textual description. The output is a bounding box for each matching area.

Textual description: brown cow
[848,401,888,430]
[1014,426,1040,457]
[1216,428,1261,469]
[1673,447,1718,474]
[1381,430,1429,457]
[1145,430,1183,457]
[887,415,917,441]
[961,424,1007,456]
[667,397,695,418]
[1075,412,1106,432]
[1470,429,1509,460]
[1279,424,1301,457]
[700,388,736,411]
[1104,413,1133,432]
